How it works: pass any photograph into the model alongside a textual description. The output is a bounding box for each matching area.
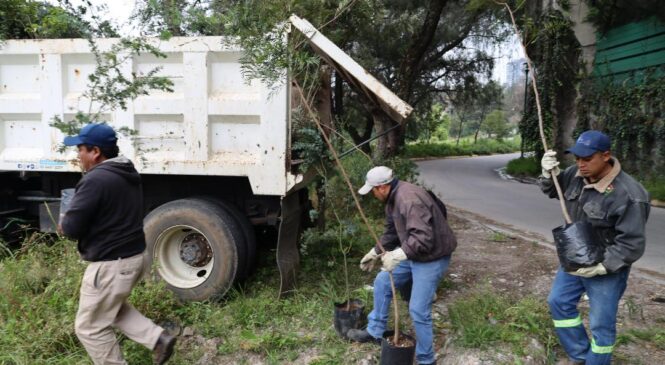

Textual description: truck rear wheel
[143,198,246,301]
[205,198,257,280]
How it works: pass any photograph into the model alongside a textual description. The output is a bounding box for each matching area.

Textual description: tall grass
[0,226,380,364]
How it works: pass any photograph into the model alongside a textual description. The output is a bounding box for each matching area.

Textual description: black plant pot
[552,221,604,271]
[333,299,365,339]
[380,330,416,365]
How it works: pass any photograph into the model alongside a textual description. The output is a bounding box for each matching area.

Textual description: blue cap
[565,130,611,157]
[63,123,117,147]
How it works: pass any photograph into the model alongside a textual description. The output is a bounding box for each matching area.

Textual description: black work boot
[347,329,381,345]
[153,332,176,364]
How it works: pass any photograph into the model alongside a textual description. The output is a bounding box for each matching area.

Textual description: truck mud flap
[277,191,302,297]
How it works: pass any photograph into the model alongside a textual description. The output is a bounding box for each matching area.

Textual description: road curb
[652,199,665,208]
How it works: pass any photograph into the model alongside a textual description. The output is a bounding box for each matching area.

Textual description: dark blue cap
[565,130,611,157]
[63,123,117,147]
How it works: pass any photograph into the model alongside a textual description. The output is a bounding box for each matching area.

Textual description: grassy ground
[2,211,665,364]
[405,138,520,159]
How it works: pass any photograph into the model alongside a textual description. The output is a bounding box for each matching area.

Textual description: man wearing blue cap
[540,130,650,364]
[59,123,176,364]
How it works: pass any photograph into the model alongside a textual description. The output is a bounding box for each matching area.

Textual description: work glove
[541,150,561,178]
[381,248,408,272]
[360,248,380,272]
[570,263,607,278]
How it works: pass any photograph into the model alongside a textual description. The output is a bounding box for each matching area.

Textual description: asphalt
[416,153,665,276]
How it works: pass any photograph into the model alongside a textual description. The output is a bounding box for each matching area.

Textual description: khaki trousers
[75,253,163,365]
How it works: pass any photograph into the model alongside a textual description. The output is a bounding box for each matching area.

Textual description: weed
[448,288,557,358]
[623,295,644,320]
[489,232,509,242]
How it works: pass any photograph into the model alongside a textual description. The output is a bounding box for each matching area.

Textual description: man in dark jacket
[59,123,176,365]
[347,166,456,365]
[540,130,650,365]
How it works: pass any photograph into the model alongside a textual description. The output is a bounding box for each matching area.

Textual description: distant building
[505,58,526,86]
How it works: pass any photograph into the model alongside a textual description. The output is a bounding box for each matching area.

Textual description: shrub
[506,157,541,177]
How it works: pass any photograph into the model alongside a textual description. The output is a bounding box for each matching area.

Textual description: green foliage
[405,138,520,158]
[482,110,510,140]
[506,156,541,177]
[584,0,665,33]
[448,289,557,358]
[519,10,578,155]
[643,178,665,201]
[0,0,87,40]
[577,66,665,181]
[409,103,451,143]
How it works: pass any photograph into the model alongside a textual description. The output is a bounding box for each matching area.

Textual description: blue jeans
[367,255,451,365]
[547,267,630,365]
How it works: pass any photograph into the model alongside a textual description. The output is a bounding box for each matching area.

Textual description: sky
[48,0,523,84]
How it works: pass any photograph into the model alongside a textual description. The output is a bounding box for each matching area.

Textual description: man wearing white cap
[347,166,457,365]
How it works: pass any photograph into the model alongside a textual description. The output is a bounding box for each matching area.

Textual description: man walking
[540,130,650,364]
[347,166,456,365]
[59,123,176,365]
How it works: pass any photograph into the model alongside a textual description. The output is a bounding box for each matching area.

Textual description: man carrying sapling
[540,130,650,364]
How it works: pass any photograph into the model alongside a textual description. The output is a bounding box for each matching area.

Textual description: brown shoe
[153,332,176,365]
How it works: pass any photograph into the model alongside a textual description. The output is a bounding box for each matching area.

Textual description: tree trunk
[375,111,400,158]
[316,66,334,139]
[456,115,465,146]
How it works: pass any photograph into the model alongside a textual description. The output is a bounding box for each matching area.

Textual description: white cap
[358,166,394,195]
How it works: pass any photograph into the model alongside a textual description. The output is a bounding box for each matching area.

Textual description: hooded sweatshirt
[61,156,146,261]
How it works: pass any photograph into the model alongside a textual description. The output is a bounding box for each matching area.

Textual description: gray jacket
[376,180,457,261]
[540,158,650,272]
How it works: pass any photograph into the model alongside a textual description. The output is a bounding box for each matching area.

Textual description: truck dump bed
[0,37,295,196]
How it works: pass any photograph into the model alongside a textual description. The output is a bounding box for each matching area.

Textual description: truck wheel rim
[154,225,214,289]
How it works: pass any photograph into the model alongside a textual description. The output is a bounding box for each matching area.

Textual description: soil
[177,206,665,364]
[336,301,364,311]
[384,335,415,348]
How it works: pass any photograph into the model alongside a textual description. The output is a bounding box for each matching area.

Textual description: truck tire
[143,198,247,301]
[204,198,257,280]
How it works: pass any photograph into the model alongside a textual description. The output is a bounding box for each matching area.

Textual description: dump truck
[0,15,411,301]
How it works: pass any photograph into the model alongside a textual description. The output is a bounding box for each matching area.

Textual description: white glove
[570,263,607,278]
[360,248,380,272]
[381,248,408,272]
[541,150,561,178]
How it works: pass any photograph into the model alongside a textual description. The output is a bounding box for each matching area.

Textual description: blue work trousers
[367,255,451,365]
[547,267,630,365]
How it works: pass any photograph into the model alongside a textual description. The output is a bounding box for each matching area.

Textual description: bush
[643,178,665,201]
[506,157,541,177]
[405,138,520,158]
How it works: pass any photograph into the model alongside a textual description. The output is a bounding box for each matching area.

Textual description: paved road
[417,153,665,275]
